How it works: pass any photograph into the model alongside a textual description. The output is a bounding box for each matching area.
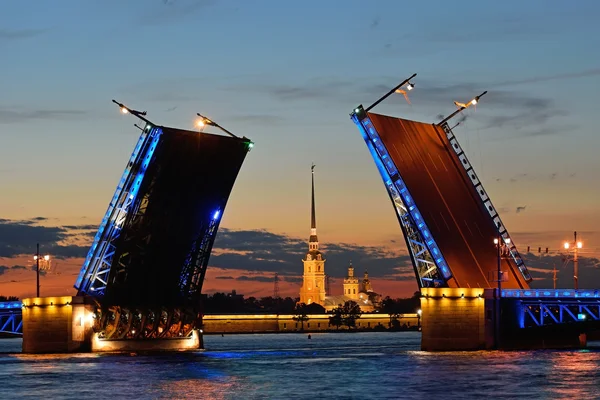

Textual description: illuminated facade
[299,165,326,306]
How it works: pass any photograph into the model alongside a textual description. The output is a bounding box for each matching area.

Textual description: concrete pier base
[22,296,203,353]
[91,329,202,352]
[421,288,591,351]
[421,288,493,351]
[22,296,96,353]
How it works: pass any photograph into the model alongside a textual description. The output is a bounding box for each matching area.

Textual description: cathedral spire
[311,163,316,231]
[309,163,318,248]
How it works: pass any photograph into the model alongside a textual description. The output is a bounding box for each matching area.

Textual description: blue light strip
[351,113,452,280]
[75,125,162,294]
[0,301,22,309]
[503,289,600,299]
[75,128,151,289]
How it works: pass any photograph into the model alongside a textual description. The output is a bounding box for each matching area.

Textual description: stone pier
[22,296,96,353]
[22,296,203,353]
[420,288,495,351]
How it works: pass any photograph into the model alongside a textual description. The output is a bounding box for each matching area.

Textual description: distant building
[298,165,380,312]
[323,263,379,312]
[299,164,326,306]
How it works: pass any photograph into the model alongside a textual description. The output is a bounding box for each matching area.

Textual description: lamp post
[196,113,239,138]
[438,91,487,126]
[493,227,510,349]
[33,243,50,298]
[364,73,417,112]
[563,231,583,290]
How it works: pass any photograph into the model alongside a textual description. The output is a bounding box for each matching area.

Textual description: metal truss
[351,107,451,287]
[518,300,600,328]
[440,122,531,282]
[96,305,197,340]
[178,209,222,299]
[75,124,163,296]
[0,302,23,335]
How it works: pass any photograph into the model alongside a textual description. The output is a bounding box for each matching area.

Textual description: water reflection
[0,334,599,399]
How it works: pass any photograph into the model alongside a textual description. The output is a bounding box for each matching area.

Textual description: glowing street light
[563,231,583,290]
[112,99,154,130]
[438,91,488,126]
[33,243,50,297]
[362,72,417,112]
[196,112,238,138]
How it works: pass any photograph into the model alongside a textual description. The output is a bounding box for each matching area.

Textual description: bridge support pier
[22,296,204,353]
[22,296,96,353]
[420,288,494,351]
[421,288,591,351]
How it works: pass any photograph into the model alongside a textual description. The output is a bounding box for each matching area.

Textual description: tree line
[201,291,421,316]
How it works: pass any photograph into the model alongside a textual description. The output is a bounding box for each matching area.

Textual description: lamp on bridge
[438,91,488,126]
[33,243,50,298]
[196,113,238,138]
[563,231,583,290]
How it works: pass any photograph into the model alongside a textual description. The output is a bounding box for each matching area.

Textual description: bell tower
[343,262,359,300]
[299,164,326,305]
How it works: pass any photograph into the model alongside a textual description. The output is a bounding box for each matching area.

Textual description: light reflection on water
[1,333,600,399]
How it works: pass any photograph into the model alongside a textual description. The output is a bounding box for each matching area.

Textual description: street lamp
[563,231,583,290]
[438,91,488,126]
[33,243,50,298]
[363,73,417,112]
[195,113,239,138]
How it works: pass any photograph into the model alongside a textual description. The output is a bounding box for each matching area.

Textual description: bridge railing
[502,289,600,299]
[0,301,23,335]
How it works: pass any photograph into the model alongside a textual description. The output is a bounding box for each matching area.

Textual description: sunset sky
[1,0,600,300]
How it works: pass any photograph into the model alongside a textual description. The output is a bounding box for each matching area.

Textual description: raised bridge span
[352,107,530,290]
[350,82,598,349]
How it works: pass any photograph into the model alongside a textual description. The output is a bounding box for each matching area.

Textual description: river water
[0,332,599,399]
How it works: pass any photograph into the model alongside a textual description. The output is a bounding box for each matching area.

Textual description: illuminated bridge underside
[363,112,530,289]
[74,126,251,339]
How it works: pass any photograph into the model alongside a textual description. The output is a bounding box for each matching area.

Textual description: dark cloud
[140,0,216,26]
[0,219,89,258]
[0,107,87,124]
[516,206,527,214]
[211,229,409,279]
[525,253,600,289]
[369,17,380,30]
[0,28,48,41]
[30,265,47,276]
[283,276,302,284]
[237,276,275,283]
[228,74,565,138]
[493,68,600,87]
[61,224,98,230]
[0,266,8,276]
[215,276,234,280]
[228,114,287,125]
[11,265,27,270]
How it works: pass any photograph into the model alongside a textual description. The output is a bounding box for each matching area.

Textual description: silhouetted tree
[304,302,326,314]
[342,300,362,329]
[293,303,310,330]
[329,306,344,330]
[0,296,19,302]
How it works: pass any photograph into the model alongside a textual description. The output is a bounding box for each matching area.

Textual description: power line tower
[273,273,280,299]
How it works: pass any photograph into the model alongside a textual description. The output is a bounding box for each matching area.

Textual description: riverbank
[202,313,419,334]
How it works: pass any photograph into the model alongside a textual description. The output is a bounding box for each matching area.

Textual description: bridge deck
[367,112,528,289]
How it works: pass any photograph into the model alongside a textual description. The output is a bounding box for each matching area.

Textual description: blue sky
[1,0,600,297]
